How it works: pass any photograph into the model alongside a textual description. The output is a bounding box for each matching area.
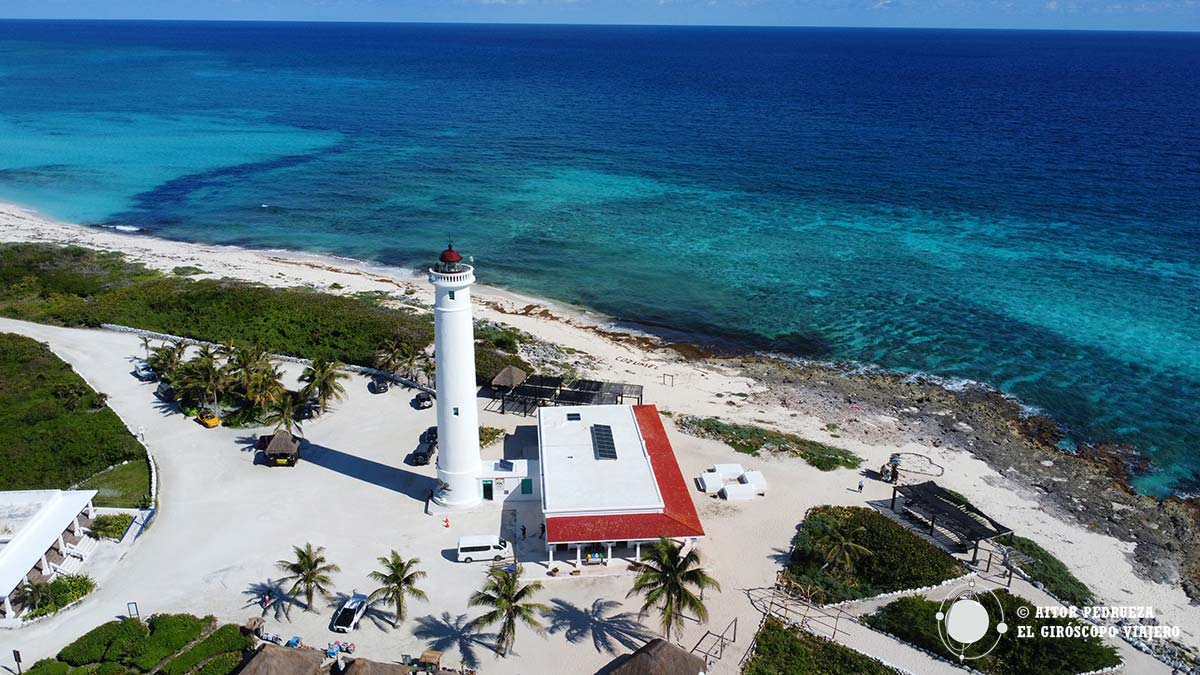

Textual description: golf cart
[369,377,390,394]
[413,391,433,409]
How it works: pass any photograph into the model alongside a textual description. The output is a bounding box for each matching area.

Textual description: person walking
[521,525,527,541]
[857,480,865,493]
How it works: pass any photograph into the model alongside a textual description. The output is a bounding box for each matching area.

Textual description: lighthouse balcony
[428,265,475,285]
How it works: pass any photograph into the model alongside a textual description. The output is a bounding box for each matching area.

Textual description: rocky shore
[735,356,1200,602]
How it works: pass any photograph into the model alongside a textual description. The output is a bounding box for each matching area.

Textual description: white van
[456,535,513,563]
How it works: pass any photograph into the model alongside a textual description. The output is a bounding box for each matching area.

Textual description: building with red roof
[538,404,704,565]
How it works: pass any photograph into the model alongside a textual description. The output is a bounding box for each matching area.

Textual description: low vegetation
[21,574,96,618]
[0,243,433,366]
[743,617,900,675]
[675,415,861,471]
[0,333,147,505]
[786,506,964,603]
[863,592,1121,675]
[47,614,248,674]
[127,613,215,671]
[77,461,152,509]
[1009,535,1095,607]
[89,513,135,540]
[475,346,531,386]
[160,624,253,675]
[480,426,505,447]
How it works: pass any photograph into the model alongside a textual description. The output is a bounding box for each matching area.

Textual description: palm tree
[20,581,52,611]
[182,346,227,409]
[139,335,153,359]
[299,359,349,414]
[417,356,436,386]
[815,525,873,575]
[367,551,428,627]
[627,537,721,641]
[248,361,286,416]
[265,390,305,436]
[276,543,340,612]
[147,340,187,382]
[374,340,407,374]
[468,565,549,656]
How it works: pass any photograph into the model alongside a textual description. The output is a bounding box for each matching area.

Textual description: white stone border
[822,571,978,610]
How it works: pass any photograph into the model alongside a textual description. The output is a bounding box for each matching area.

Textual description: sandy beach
[1,201,1196,671]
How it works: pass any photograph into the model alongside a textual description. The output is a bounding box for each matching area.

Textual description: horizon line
[0,17,1197,34]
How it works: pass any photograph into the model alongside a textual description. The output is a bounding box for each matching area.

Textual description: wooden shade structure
[490,365,528,390]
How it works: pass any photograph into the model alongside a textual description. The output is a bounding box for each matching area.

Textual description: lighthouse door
[482,480,494,501]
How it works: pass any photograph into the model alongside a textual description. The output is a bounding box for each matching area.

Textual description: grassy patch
[480,426,505,448]
[475,346,531,386]
[476,320,523,354]
[127,614,214,671]
[676,415,861,471]
[171,266,207,276]
[0,333,145,493]
[76,461,150,509]
[863,592,1120,675]
[160,624,252,675]
[786,506,964,604]
[58,619,149,666]
[195,652,243,675]
[0,243,432,366]
[89,514,134,541]
[744,618,900,675]
[1010,535,1094,607]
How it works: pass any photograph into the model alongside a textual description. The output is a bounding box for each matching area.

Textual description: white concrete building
[0,489,99,619]
[538,404,704,565]
[429,244,483,509]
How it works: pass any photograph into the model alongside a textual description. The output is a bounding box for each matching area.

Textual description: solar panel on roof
[591,424,617,460]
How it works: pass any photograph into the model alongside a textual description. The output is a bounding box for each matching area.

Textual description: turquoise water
[0,21,1197,496]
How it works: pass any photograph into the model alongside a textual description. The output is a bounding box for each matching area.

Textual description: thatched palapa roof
[239,643,324,675]
[265,430,300,458]
[340,657,415,675]
[491,365,528,390]
[602,639,707,675]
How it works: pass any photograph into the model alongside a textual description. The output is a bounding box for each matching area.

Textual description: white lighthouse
[429,244,482,508]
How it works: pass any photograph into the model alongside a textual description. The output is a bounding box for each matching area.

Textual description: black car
[370,377,390,394]
[413,426,438,465]
[154,381,176,401]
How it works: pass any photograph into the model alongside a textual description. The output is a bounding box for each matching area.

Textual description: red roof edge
[545,405,704,545]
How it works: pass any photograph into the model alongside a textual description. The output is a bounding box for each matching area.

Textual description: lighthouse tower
[429,244,482,508]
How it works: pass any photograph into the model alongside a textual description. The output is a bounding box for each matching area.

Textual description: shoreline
[2,200,1198,652]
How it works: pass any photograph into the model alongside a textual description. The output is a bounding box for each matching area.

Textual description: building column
[635,542,641,561]
[73,516,81,534]
[40,553,50,572]
[4,594,12,619]
[575,546,581,567]
[606,544,612,566]
[87,501,96,519]
[547,546,554,566]
[57,534,66,553]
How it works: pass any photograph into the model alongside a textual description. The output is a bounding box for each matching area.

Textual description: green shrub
[479,426,505,448]
[0,244,433,368]
[25,574,96,618]
[25,659,70,675]
[127,613,214,671]
[476,321,523,353]
[90,514,135,541]
[786,506,964,603]
[94,663,131,675]
[58,619,147,666]
[676,415,861,471]
[1010,536,1094,607]
[160,624,252,675]
[196,652,244,675]
[744,618,900,675]
[101,618,151,664]
[475,347,530,386]
[0,333,146,497]
[863,592,1120,675]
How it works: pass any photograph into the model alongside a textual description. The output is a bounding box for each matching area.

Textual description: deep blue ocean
[0,21,1197,496]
